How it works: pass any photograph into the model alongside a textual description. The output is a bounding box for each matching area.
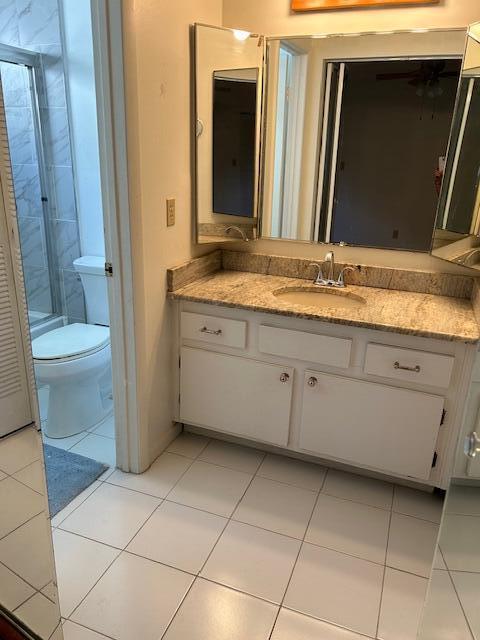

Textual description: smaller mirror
[194,24,263,244]
[432,23,480,268]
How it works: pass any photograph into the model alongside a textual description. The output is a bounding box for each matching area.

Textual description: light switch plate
[166,198,175,226]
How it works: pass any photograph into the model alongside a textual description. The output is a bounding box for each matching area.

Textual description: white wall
[61,0,104,257]
[122,0,223,465]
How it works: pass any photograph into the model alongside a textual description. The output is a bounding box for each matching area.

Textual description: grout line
[280,604,376,639]
[374,507,394,638]
[0,560,49,604]
[9,465,45,496]
[66,548,122,622]
[159,448,265,639]
[50,479,104,527]
[0,509,46,542]
[62,618,117,640]
[267,466,330,639]
[445,569,475,640]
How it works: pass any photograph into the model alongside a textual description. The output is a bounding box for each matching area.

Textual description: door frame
[89,1,140,472]
[1,2,141,471]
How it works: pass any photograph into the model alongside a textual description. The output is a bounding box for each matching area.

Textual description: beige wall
[223,0,480,38]
[122,0,222,467]
[223,0,480,272]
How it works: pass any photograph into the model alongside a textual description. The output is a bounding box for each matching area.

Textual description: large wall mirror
[261,30,465,251]
[431,23,480,269]
[194,24,263,244]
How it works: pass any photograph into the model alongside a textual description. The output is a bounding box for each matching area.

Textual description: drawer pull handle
[394,361,421,373]
[307,376,318,387]
[200,326,222,336]
[280,373,290,383]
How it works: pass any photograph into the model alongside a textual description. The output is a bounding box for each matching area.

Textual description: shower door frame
[0,43,62,325]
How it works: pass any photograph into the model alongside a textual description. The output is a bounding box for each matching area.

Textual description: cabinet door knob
[465,431,480,458]
[307,376,318,387]
[280,373,290,383]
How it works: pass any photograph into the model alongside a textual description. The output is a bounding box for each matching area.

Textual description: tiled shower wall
[0,0,86,324]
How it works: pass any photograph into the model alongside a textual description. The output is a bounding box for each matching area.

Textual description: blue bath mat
[43,444,108,517]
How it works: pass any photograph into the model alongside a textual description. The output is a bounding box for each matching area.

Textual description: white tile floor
[53,432,443,640]
[0,427,62,638]
[41,413,116,468]
[418,485,480,640]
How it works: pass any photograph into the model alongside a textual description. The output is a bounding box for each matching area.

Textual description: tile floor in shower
[38,387,116,468]
[420,485,480,640]
[52,431,443,640]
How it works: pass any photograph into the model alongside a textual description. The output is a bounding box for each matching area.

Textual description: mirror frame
[430,22,480,271]
[192,23,265,245]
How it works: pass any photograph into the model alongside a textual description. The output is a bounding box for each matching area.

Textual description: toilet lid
[32,323,110,360]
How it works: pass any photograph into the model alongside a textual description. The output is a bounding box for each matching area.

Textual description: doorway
[0,0,135,516]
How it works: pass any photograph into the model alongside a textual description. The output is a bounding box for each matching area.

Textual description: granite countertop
[169,270,480,343]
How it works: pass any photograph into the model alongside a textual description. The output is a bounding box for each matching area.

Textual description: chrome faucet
[225,225,249,242]
[324,251,335,281]
[309,252,356,288]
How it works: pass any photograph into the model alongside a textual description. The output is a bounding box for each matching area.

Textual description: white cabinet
[174,300,473,488]
[364,343,454,388]
[299,371,445,480]
[181,311,247,349]
[259,325,352,368]
[180,347,293,446]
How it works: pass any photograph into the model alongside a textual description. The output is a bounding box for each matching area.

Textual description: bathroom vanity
[169,256,479,490]
[177,22,480,491]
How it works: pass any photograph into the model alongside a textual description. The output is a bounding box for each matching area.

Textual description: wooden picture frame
[292,0,439,11]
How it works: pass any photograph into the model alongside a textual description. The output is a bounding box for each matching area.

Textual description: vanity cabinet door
[299,371,445,480]
[180,347,293,446]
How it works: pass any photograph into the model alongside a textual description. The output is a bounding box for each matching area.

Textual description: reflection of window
[438,77,480,235]
[317,59,461,251]
[271,45,307,238]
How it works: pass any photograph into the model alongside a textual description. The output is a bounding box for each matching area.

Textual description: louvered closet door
[0,88,32,436]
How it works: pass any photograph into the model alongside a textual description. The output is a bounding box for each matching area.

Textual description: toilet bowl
[33,323,111,438]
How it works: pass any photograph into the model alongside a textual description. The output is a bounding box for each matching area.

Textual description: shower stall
[0,44,63,331]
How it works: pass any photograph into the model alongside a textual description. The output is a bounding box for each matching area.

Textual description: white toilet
[32,256,112,438]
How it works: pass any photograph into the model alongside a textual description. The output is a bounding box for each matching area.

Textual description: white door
[180,347,294,446]
[0,94,32,436]
[299,371,445,480]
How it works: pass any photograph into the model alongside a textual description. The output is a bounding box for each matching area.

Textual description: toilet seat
[32,323,110,363]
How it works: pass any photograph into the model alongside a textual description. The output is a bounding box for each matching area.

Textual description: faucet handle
[309,262,324,283]
[337,266,356,287]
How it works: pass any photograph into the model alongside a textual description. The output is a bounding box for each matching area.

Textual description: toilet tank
[73,256,109,326]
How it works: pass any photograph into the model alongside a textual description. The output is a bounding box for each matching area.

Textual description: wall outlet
[166,198,175,226]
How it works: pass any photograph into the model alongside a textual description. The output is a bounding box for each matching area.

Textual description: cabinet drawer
[259,325,352,368]
[364,343,454,388]
[181,312,246,349]
[180,347,293,446]
[299,371,444,480]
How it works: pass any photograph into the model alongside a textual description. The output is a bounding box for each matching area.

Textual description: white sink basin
[273,286,366,310]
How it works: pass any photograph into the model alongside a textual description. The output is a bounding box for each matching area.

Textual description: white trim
[281,52,307,239]
[91,1,141,472]
[441,78,474,230]
[313,63,333,242]
[325,63,345,244]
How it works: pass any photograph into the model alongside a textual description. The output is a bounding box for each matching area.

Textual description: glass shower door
[0,55,60,327]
